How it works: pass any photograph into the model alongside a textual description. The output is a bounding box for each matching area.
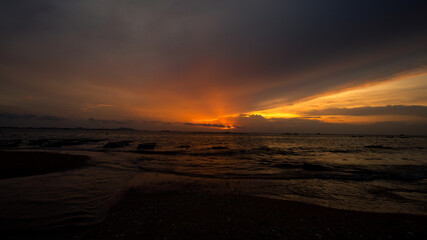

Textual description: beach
[1,129,426,240]
[2,0,427,239]
[84,187,427,240]
[1,152,426,240]
[81,173,427,240]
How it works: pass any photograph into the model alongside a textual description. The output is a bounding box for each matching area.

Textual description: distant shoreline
[1,127,426,137]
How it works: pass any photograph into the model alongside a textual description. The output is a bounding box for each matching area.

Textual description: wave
[137,164,427,182]
[273,163,332,171]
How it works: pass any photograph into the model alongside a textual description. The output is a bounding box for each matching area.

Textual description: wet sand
[0,151,90,179]
[0,152,426,240]
[82,174,427,240]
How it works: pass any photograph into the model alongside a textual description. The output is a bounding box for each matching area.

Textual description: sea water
[0,128,426,230]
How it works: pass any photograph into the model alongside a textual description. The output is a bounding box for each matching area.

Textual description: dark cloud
[0,1,426,130]
[1,1,425,82]
[304,105,427,117]
[0,113,66,121]
[87,118,132,125]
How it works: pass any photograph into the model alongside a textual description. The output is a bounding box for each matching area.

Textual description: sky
[1,0,427,134]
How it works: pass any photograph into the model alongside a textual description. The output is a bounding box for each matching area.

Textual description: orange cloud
[240,73,427,124]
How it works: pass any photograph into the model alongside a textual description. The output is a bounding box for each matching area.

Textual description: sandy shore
[0,151,425,240]
[81,174,427,240]
[0,151,90,179]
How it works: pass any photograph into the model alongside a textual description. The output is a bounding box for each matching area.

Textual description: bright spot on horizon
[195,73,427,128]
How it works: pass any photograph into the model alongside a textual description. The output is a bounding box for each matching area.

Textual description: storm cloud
[0,113,66,121]
[0,0,426,132]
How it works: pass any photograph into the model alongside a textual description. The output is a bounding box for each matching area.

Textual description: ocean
[0,128,426,230]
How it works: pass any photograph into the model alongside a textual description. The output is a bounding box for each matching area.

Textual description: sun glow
[243,73,427,124]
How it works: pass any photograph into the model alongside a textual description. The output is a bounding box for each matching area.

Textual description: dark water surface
[1,128,426,230]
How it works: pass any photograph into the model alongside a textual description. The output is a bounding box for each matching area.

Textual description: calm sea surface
[1,128,426,230]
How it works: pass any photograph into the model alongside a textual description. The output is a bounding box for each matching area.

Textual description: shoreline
[81,172,427,240]
[3,185,426,240]
[82,179,427,240]
[0,151,426,239]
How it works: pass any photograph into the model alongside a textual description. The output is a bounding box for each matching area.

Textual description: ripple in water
[1,129,426,230]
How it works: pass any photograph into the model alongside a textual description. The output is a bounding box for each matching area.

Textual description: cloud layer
[304,105,427,118]
[0,0,426,133]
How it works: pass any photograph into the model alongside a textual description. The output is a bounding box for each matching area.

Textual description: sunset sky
[1,0,426,134]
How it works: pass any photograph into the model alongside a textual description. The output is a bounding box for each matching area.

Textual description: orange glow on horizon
[240,73,427,124]
[186,73,427,129]
[104,71,427,130]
